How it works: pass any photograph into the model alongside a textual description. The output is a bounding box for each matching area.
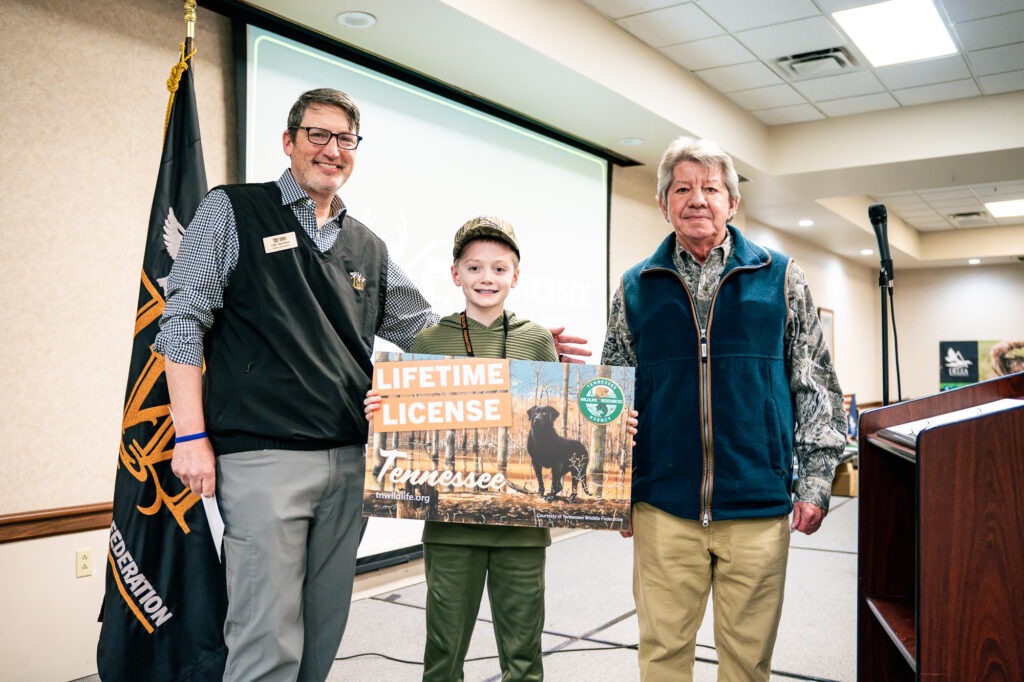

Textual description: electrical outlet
[75,549,93,578]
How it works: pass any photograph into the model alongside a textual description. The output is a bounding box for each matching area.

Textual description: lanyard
[460,311,509,358]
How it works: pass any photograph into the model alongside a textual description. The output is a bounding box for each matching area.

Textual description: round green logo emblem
[578,378,625,425]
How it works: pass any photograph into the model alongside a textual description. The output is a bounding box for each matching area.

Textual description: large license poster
[364,353,635,531]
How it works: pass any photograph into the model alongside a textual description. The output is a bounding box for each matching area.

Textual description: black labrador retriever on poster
[526,405,591,502]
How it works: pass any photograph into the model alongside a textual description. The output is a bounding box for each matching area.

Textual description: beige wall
[1,2,233,677]
[0,528,109,681]
[1,0,1022,678]
[0,0,235,517]
[891,264,1024,398]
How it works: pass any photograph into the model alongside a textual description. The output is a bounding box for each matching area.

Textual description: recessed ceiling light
[861,248,874,256]
[336,11,377,29]
[618,137,645,146]
[985,198,1024,218]
[798,219,814,227]
[833,0,956,67]
[968,258,981,265]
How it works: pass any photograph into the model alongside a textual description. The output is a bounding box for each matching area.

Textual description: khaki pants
[632,502,790,682]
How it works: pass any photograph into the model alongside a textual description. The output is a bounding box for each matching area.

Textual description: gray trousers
[216,445,365,682]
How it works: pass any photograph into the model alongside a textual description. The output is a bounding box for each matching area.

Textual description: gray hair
[655,136,740,208]
[286,88,361,140]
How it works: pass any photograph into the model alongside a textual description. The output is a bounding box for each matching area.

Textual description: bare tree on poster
[588,365,612,498]
[561,363,570,438]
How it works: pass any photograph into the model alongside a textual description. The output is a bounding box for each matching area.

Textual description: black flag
[96,43,227,681]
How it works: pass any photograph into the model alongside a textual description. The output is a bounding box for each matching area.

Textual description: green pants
[422,543,546,682]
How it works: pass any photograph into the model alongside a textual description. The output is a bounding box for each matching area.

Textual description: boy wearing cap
[366,216,556,681]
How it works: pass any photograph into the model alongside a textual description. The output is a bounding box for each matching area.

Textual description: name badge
[263,232,298,253]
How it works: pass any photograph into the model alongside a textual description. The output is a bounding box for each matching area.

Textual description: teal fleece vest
[204,182,388,455]
[622,227,795,522]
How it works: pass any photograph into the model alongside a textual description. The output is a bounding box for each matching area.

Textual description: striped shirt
[154,170,439,365]
[601,231,847,510]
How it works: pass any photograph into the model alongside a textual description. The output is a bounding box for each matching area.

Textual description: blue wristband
[174,431,208,444]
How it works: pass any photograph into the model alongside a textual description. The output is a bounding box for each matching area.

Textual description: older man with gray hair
[602,136,846,681]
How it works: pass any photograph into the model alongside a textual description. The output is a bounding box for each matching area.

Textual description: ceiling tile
[792,70,884,101]
[695,60,784,91]
[727,83,807,110]
[894,79,981,106]
[816,92,900,116]
[814,0,875,12]
[972,181,1024,197]
[896,209,944,220]
[695,0,818,32]
[884,201,931,211]
[873,191,921,207]
[953,11,1024,51]
[967,43,1024,76]
[940,0,1024,23]
[980,70,1024,94]
[752,103,825,125]
[616,3,723,48]
[920,187,975,199]
[930,200,984,212]
[581,0,683,21]
[875,55,971,90]
[660,34,756,70]
[735,16,849,61]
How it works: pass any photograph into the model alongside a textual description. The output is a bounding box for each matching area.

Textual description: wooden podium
[857,372,1024,681]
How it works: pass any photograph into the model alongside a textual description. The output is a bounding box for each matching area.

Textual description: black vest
[204,182,388,454]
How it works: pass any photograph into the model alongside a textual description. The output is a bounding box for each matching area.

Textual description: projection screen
[246,25,611,564]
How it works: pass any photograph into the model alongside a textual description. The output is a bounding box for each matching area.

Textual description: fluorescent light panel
[985,198,1024,218]
[833,0,957,67]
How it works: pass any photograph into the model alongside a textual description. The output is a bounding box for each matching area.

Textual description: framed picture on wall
[818,307,835,360]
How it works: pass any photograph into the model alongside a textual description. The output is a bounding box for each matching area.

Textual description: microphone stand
[879,260,893,406]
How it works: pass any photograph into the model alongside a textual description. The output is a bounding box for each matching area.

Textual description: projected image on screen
[247,26,610,353]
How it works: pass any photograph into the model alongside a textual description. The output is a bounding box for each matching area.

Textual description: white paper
[202,495,225,562]
[877,398,1024,447]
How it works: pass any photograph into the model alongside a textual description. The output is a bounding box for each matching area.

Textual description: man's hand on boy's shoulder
[549,327,592,364]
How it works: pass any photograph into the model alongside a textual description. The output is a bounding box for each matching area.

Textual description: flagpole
[185,0,196,54]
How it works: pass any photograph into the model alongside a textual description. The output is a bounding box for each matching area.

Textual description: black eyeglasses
[293,126,363,150]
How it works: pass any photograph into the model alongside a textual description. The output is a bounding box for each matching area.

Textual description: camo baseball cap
[452,216,520,260]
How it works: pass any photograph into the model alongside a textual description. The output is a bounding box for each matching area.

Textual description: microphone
[868,203,893,281]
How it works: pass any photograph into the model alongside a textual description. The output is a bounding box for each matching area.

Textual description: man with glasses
[155,88,588,681]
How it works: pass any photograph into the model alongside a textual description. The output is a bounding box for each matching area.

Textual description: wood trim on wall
[0,503,112,544]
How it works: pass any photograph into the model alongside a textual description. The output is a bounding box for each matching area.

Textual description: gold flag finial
[165,2,198,141]
[185,0,197,41]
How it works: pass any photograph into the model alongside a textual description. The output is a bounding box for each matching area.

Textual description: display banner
[365,353,635,531]
[940,339,1023,391]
